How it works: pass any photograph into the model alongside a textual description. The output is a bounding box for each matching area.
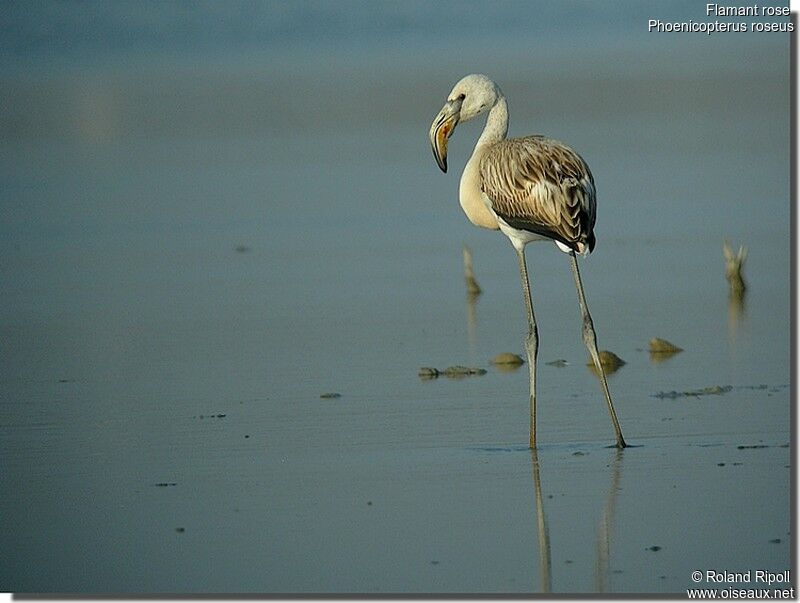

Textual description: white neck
[476,96,508,148]
[458,96,509,231]
[456,95,509,231]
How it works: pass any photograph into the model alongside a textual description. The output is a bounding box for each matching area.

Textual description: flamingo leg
[515,245,539,449]
[568,251,627,448]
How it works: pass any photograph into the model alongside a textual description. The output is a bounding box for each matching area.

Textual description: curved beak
[429,98,462,173]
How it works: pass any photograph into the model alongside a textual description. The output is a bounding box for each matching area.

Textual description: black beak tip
[430,133,448,173]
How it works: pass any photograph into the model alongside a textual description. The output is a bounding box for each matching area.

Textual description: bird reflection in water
[530,449,552,593]
[529,448,625,593]
[594,448,624,592]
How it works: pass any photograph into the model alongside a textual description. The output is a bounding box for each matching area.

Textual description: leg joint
[525,336,538,367]
[526,324,538,347]
[582,316,595,341]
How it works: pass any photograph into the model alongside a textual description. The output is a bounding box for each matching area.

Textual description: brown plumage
[480,136,597,254]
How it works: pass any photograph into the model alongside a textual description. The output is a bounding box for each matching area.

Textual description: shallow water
[0,2,792,594]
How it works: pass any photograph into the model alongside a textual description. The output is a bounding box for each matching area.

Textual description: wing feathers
[480,136,597,253]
